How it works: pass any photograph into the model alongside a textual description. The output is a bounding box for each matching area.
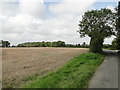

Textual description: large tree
[116,1,120,52]
[78,8,115,53]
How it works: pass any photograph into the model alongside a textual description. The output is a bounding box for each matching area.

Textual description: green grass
[22,73,40,82]
[103,48,117,50]
[23,53,104,88]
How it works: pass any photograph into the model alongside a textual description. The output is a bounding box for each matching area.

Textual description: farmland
[2,47,88,88]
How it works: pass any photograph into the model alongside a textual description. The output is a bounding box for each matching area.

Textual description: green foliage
[78,8,115,53]
[112,38,118,50]
[18,41,66,47]
[116,1,120,50]
[90,32,104,53]
[78,8,115,38]
[103,43,118,50]
[81,42,89,48]
[103,44,112,49]
[23,53,104,88]
[18,41,89,48]
[0,40,10,47]
[8,84,13,88]
[22,73,39,82]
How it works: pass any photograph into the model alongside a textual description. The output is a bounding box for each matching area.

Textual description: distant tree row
[1,40,116,49]
[18,41,65,47]
[66,42,89,48]
[103,43,117,50]
[18,41,89,48]
[0,40,10,47]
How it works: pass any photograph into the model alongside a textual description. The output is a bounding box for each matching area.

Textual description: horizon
[0,40,113,46]
[0,0,118,45]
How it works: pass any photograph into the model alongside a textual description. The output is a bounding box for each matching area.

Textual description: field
[2,47,88,88]
[24,53,104,88]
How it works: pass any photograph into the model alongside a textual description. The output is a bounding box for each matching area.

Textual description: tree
[46,42,52,47]
[0,40,10,47]
[52,42,57,47]
[103,44,112,49]
[57,41,66,47]
[116,1,120,52]
[78,8,115,53]
[81,42,86,48]
[78,44,81,47]
[42,41,46,47]
[112,38,117,50]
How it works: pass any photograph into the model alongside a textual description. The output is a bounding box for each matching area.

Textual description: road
[89,49,119,88]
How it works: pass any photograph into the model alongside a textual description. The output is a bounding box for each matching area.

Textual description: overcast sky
[0,0,119,45]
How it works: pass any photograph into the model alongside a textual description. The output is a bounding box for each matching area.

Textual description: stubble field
[2,47,88,88]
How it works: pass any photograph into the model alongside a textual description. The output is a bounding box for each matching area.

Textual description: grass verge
[23,53,104,88]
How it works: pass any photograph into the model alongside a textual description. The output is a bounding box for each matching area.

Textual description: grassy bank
[23,53,104,88]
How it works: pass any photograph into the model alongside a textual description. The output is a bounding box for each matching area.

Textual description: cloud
[106,5,116,12]
[3,14,33,34]
[1,2,19,17]
[49,0,96,15]
[1,0,115,45]
[19,0,48,19]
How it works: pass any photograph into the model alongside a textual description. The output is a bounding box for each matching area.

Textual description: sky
[0,0,119,45]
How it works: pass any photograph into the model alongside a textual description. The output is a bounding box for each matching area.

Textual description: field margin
[23,53,104,88]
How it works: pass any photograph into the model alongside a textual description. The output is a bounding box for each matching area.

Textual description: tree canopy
[116,1,120,51]
[78,8,115,38]
[17,41,89,48]
[18,41,66,47]
[78,8,115,53]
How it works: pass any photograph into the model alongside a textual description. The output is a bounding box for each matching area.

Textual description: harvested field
[2,47,88,88]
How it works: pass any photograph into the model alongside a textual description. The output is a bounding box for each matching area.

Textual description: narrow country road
[89,49,119,88]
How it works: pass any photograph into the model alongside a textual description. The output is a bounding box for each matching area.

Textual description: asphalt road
[89,49,119,88]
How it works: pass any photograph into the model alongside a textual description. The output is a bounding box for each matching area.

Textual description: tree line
[0,40,118,50]
[18,41,89,48]
[0,40,89,48]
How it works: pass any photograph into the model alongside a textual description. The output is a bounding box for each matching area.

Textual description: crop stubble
[2,47,88,87]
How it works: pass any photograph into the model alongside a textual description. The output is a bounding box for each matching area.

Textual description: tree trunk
[90,37,103,53]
